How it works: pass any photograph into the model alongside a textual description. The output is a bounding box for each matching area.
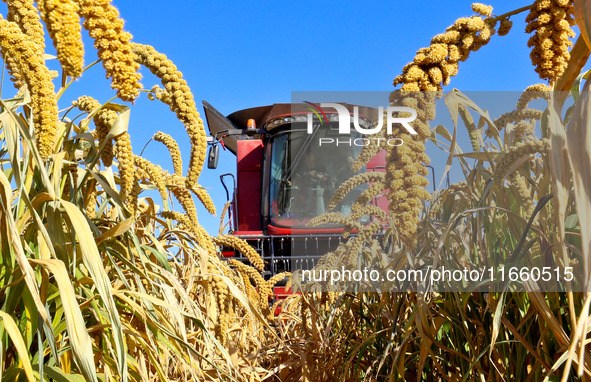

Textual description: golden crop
[38,0,84,78]
[78,0,142,101]
[0,15,57,159]
[526,0,576,81]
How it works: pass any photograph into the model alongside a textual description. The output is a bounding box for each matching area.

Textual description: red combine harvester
[203,101,387,299]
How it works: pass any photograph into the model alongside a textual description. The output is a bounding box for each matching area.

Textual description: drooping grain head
[77,0,142,101]
[0,16,58,159]
[37,0,84,78]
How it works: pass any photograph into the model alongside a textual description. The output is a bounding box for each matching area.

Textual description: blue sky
[1,0,568,234]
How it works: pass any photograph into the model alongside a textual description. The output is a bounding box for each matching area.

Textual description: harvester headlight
[357,117,371,129]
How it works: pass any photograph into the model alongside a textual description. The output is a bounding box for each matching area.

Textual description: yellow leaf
[0,311,35,382]
[575,0,591,50]
[95,217,132,245]
[29,259,98,382]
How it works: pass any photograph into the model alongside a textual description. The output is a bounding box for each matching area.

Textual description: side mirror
[207,144,219,169]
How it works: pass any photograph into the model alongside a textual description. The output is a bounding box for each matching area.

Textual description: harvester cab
[203,101,387,297]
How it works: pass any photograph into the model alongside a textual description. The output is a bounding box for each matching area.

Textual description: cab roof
[203,101,378,154]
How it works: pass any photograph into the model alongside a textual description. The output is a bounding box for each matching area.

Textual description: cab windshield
[269,127,367,228]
